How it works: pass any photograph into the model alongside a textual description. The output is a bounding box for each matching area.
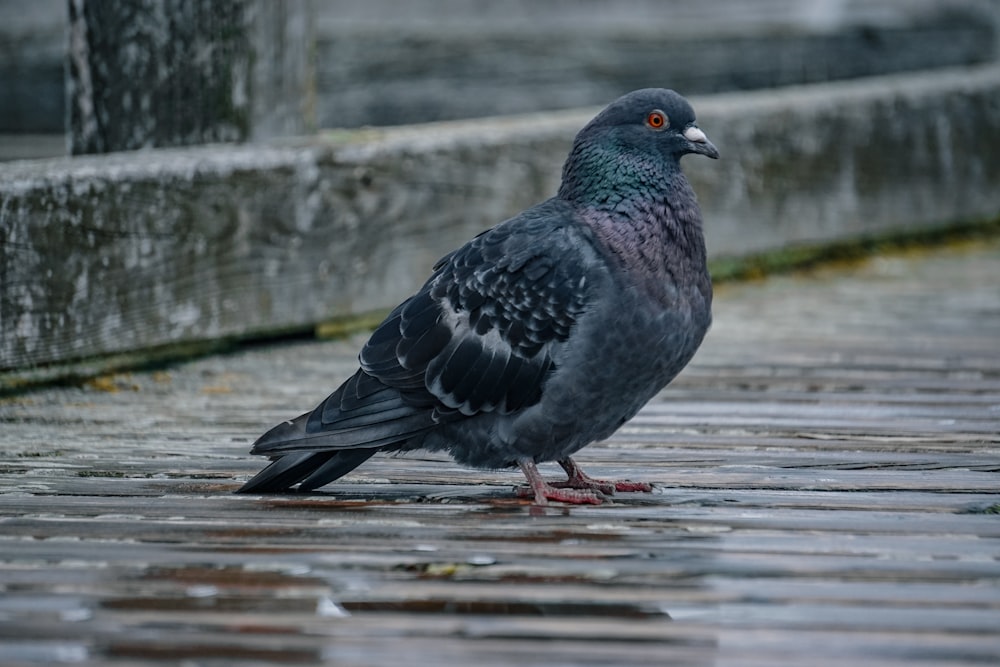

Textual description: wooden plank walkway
[1,240,998,666]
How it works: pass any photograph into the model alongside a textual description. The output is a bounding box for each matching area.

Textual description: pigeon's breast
[583,270,711,409]
[506,269,711,464]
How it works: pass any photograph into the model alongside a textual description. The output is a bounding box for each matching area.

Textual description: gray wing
[360,198,598,417]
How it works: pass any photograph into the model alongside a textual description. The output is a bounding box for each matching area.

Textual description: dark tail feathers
[237,448,378,493]
[237,373,436,493]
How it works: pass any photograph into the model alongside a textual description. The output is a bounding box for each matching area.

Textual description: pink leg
[556,457,653,494]
[517,459,605,505]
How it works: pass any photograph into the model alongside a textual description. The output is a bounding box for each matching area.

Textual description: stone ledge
[2,64,999,373]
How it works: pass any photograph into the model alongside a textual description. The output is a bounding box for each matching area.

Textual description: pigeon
[238,88,719,504]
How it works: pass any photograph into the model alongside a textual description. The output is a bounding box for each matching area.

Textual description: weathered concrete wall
[2,64,999,373]
[687,67,1000,254]
[67,0,316,154]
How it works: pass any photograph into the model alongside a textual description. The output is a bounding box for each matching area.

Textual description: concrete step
[2,64,999,377]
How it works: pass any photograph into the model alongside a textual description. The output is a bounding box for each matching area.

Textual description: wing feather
[354,199,597,417]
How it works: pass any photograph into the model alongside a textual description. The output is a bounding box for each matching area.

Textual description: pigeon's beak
[683,125,720,159]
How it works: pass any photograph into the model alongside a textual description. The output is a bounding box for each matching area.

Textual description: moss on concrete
[710,217,1000,283]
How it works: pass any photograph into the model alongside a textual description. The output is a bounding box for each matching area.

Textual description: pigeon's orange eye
[646,110,667,129]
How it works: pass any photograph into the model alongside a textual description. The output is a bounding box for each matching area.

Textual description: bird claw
[554,478,653,494]
[516,458,653,505]
[610,480,653,493]
[550,478,616,495]
[557,458,653,495]
[515,484,607,505]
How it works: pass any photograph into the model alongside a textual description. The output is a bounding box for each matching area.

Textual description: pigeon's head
[559,89,718,204]
[581,88,719,163]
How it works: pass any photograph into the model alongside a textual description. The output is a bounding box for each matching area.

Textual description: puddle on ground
[94,559,681,619]
[341,597,670,618]
[100,563,331,614]
[0,537,712,667]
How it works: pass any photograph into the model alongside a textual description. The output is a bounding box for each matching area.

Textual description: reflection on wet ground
[2,242,999,665]
[1,501,720,665]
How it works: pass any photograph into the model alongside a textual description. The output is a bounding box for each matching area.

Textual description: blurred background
[0,0,996,158]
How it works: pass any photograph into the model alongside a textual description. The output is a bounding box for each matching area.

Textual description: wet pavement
[1,239,998,666]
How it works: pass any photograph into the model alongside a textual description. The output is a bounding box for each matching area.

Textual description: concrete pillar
[66,0,315,154]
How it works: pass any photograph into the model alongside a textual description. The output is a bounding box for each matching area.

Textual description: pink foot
[515,483,605,505]
[558,458,653,494]
[517,460,607,505]
[609,480,654,493]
